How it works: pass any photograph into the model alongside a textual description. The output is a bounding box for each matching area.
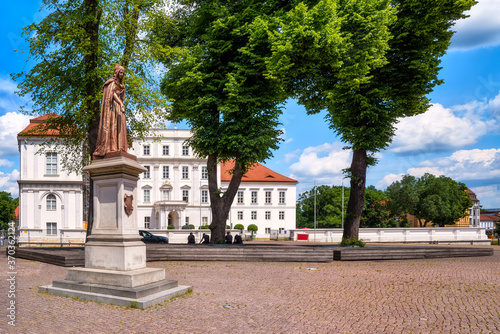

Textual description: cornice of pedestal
[84,154,147,177]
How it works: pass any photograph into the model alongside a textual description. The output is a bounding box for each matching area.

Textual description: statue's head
[114,64,125,79]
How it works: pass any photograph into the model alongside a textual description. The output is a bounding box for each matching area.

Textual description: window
[182,145,189,156]
[47,222,57,235]
[201,166,208,179]
[279,228,285,233]
[143,166,150,179]
[265,227,271,234]
[46,153,57,175]
[237,191,244,204]
[265,211,271,220]
[185,217,189,224]
[201,190,208,203]
[279,191,285,204]
[265,191,271,204]
[182,166,189,179]
[144,217,150,229]
[46,194,56,211]
[163,166,169,179]
[251,211,257,220]
[162,145,169,156]
[143,145,150,155]
[237,211,243,220]
[279,211,285,220]
[202,217,208,225]
[162,190,170,201]
[144,189,150,203]
[251,191,257,204]
[182,190,189,202]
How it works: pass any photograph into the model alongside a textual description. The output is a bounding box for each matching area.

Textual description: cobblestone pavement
[1,246,499,334]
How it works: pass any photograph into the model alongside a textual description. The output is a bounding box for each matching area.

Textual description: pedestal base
[39,267,192,308]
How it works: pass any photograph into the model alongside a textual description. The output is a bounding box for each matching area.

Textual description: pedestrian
[225,231,233,244]
[187,232,195,244]
[200,233,210,244]
[233,233,243,244]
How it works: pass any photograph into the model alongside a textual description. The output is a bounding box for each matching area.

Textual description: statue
[93,64,128,159]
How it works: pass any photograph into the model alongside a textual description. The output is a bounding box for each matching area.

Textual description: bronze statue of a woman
[93,64,128,159]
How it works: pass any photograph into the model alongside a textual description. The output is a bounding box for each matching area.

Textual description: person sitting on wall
[225,231,233,244]
[233,234,243,244]
[187,232,195,244]
[200,233,210,244]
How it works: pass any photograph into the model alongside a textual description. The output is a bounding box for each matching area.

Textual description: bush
[234,224,244,231]
[226,225,231,229]
[340,237,366,247]
[199,225,210,230]
[167,225,175,230]
[247,224,258,234]
[182,224,195,230]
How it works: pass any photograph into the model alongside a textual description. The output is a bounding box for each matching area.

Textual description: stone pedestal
[39,154,191,308]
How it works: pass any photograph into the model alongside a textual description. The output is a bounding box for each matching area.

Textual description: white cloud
[389,103,494,154]
[0,169,20,196]
[0,112,31,158]
[0,77,18,94]
[284,149,301,163]
[0,159,14,167]
[451,0,500,51]
[289,142,352,191]
[471,185,500,209]
[406,167,445,178]
[376,173,404,189]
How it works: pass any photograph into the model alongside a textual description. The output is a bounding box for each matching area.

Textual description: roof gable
[221,161,297,183]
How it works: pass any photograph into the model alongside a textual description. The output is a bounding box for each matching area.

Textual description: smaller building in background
[479,214,498,232]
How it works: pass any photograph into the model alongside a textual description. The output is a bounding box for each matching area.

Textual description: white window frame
[143,145,150,156]
[237,211,243,220]
[279,191,286,204]
[163,165,169,179]
[265,191,272,204]
[144,189,151,203]
[162,190,170,201]
[201,190,208,203]
[202,217,208,225]
[143,166,150,179]
[182,190,189,202]
[201,166,208,179]
[47,222,57,235]
[251,191,258,204]
[162,145,169,156]
[265,227,271,234]
[182,166,189,179]
[144,216,150,229]
[237,191,244,204]
[265,211,271,220]
[279,211,285,220]
[46,152,57,175]
[182,145,189,156]
[46,194,56,211]
[251,211,257,220]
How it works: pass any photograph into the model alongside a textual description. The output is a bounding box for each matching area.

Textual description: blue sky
[1,1,500,209]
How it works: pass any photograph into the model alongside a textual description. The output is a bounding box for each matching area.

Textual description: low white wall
[290,227,490,244]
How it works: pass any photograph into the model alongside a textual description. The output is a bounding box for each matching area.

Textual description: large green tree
[159,0,301,243]
[296,185,348,228]
[0,192,18,230]
[259,0,476,240]
[12,0,175,234]
[386,174,472,227]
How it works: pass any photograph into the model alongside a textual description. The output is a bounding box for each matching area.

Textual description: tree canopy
[386,174,472,227]
[0,192,18,230]
[255,0,476,240]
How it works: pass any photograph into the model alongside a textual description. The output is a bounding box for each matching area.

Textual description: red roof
[18,113,62,137]
[466,189,476,195]
[480,214,498,222]
[221,161,297,183]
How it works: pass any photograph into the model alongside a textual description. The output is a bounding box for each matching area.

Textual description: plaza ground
[1,244,499,333]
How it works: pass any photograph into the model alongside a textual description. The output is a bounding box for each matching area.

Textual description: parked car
[139,230,169,244]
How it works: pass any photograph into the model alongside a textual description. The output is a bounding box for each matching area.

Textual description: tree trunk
[83,0,101,239]
[342,149,368,240]
[207,153,244,243]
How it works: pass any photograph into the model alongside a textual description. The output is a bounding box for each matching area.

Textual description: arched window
[46,194,56,210]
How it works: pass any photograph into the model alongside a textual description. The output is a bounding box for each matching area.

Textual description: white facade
[17,117,85,244]
[131,128,297,236]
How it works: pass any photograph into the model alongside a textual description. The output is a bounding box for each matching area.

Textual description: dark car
[139,230,169,244]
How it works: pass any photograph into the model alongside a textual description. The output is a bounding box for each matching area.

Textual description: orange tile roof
[466,189,476,195]
[480,214,498,222]
[18,113,62,137]
[221,161,297,183]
